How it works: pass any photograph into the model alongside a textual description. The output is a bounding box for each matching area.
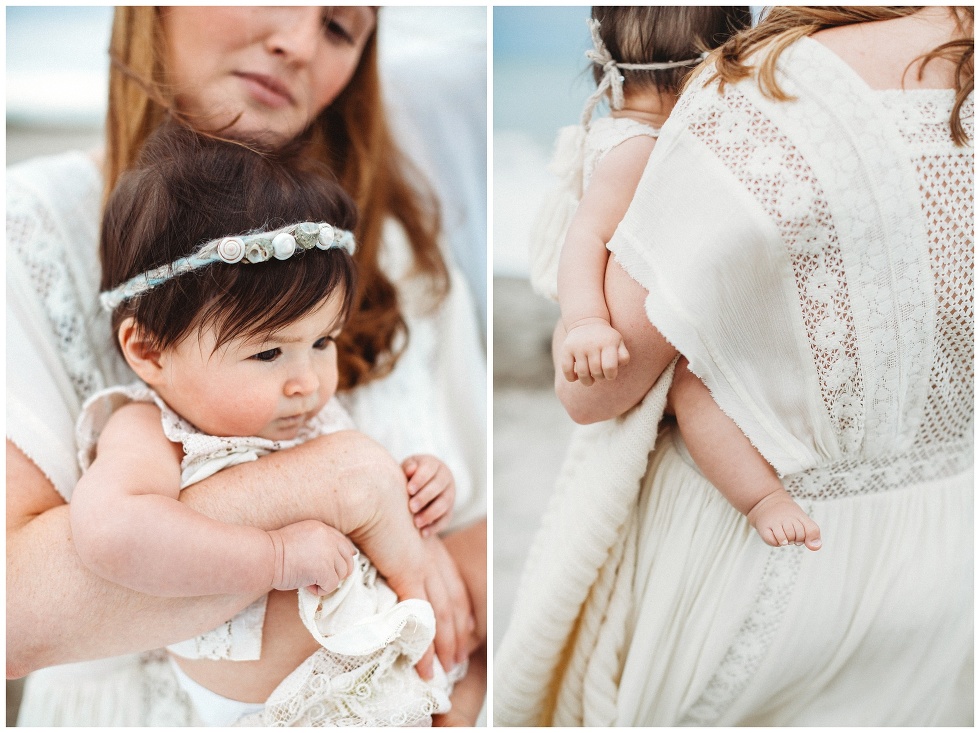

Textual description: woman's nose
[263,8,322,65]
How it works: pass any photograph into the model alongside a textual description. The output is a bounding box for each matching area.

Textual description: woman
[7,7,486,726]
[495,6,972,726]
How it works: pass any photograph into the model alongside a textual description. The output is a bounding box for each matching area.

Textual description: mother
[7,7,487,725]
[496,6,972,726]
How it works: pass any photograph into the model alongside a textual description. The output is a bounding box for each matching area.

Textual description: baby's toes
[785,519,807,546]
[802,516,822,551]
[766,524,789,547]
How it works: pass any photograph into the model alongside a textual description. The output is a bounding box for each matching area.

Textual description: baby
[70,122,461,725]
[532,7,821,551]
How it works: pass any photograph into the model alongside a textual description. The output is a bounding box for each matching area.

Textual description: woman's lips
[235,72,294,108]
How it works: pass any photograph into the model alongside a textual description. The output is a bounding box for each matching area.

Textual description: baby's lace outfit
[528,115,661,301]
[76,382,461,726]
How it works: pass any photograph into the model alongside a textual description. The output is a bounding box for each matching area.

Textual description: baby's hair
[101,121,358,354]
[591,6,753,97]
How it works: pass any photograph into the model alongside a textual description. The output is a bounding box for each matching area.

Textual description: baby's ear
[117,317,165,385]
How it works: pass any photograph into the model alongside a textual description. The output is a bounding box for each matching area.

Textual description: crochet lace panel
[7,176,112,405]
[683,83,865,455]
[678,81,973,501]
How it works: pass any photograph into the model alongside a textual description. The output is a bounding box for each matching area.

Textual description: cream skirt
[614,429,972,726]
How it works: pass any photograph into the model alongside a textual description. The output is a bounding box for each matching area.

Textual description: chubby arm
[70,402,281,597]
[554,256,678,423]
[7,426,422,679]
[556,137,656,384]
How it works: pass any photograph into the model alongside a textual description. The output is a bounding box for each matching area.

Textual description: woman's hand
[422,535,477,674]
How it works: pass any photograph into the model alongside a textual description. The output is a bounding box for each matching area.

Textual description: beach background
[6,6,486,725]
[491,6,595,657]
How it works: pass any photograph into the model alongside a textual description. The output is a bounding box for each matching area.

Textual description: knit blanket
[493,358,677,725]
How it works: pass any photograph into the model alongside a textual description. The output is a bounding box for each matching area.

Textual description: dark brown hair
[711,7,974,145]
[101,122,357,355]
[105,8,448,389]
[591,6,753,97]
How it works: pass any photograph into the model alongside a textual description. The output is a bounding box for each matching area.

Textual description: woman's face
[161,7,375,142]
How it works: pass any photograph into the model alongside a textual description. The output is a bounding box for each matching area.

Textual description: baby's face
[155,292,346,441]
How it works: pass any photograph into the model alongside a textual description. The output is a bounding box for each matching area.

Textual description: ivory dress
[7,150,486,725]
[496,37,973,726]
[528,115,661,301]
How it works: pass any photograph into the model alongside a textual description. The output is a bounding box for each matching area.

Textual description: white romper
[76,382,459,726]
[528,115,661,302]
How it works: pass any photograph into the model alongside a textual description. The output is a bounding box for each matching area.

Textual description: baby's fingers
[618,341,630,366]
[575,357,595,386]
[416,493,454,536]
[562,349,578,383]
[600,345,622,381]
[406,458,439,497]
[410,476,451,514]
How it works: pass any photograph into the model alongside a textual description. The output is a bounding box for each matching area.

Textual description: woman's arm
[6,428,424,678]
[554,256,678,423]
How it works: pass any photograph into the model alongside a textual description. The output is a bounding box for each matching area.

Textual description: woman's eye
[251,347,281,362]
[323,17,354,45]
[313,336,336,350]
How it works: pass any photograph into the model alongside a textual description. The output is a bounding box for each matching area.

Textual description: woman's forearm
[6,453,259,678]
[554,258,678,423]
[6,431,423,678]
[180,431,428,603]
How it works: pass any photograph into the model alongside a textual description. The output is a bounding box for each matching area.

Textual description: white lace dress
[7,153,486,726]
[497,38,972,726]
[74,383,456,726]
[528,116,660,301]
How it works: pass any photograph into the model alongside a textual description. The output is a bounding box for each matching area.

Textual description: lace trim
[680,546,803,725]
[583,116,660,190]
[785,437,971,501]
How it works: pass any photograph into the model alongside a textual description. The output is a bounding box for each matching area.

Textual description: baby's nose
[285,365,319,396]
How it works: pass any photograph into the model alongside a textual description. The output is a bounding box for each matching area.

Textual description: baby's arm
[557,135,657,386]
[668,360,822,551]
[70,402,357,597]
[402,454,455,537]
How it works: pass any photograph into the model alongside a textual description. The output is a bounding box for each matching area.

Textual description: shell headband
[100,221,356,311]
[582,18,708,126]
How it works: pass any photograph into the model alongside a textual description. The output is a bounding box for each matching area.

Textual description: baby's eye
[251,347,281,362]
[313,336,336,350]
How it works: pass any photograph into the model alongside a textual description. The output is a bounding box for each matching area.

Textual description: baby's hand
[561,317,630,386]
[268,520,357,595]
[403,454,455,537]
[746,489,822,551]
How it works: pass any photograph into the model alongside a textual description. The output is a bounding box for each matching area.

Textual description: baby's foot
[746,489,822,551]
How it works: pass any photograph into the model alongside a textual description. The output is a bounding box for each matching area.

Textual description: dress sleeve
[606,107,832,477]
[6,153,111,500]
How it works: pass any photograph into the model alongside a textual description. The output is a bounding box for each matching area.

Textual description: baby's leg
[668,359,821,550]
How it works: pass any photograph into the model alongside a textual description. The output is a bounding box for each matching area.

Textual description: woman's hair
[590,6,753,97]
[711,7,974,145]
[101,122,358,358]
[104,7,448,389]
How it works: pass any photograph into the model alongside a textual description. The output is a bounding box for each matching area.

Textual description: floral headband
[100,221,356,311]
[582,18,709,126]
